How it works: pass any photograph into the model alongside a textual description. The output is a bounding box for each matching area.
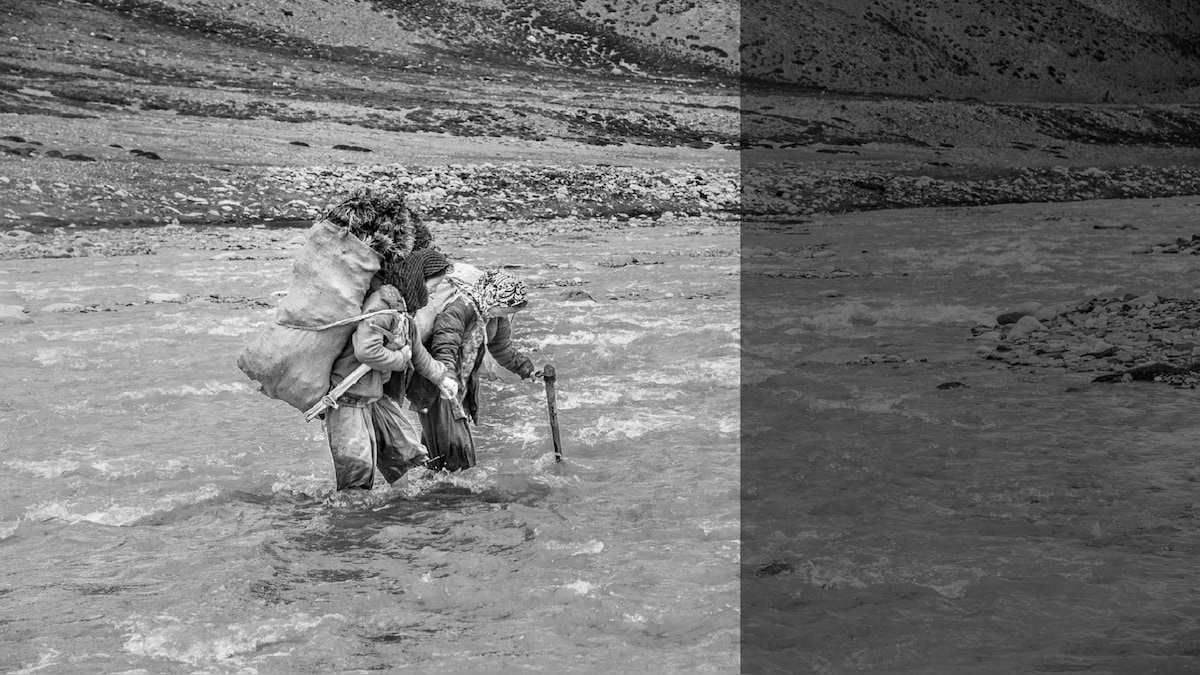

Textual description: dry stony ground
[7,0,1200,385]
[0,138,739,244]
[0,0,742,249]
[0,109,739,320]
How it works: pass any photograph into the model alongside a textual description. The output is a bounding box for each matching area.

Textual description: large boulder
[1007,315,1045,338]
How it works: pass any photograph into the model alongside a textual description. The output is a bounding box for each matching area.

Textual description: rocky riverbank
[0,159,739,233]
[0,206,732,261]
[745,164,1200,217]
[974,294,1200,387]
[9,155,1200,240]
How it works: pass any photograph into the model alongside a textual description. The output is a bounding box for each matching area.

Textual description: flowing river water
[743,195,1200,674]
[0,223,739,673]
[9,195,1200,674]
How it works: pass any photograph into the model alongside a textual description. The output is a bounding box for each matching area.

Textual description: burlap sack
[237,220,382,412]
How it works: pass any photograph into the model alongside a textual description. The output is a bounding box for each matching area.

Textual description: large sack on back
[237,220,381,412]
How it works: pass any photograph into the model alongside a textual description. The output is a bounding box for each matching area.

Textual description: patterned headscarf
[447,269,529,418]
[463,268,528,318]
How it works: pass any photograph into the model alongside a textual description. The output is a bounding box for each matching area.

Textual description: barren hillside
[8,0,1200,122]
[744,0,1200,102]
[0,0,740,152]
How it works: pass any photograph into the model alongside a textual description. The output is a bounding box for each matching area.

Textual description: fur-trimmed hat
[321,187,417,258]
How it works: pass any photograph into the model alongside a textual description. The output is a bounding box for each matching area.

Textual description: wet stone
[599,254,636,268]
[1007,315,1044,338]
[754,561,794,578]
[40,303,84,313]
[997,311,1026,325]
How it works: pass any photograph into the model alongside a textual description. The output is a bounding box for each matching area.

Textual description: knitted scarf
[383,248,449,313]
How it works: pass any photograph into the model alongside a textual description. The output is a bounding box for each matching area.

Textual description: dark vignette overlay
[740,3,797,669]
[741,4,1200,675]
[737,6,1008,674]
[740,3,811,669]
[736,9,1034,672]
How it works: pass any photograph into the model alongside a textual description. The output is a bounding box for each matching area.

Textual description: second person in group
[410,267,542,471]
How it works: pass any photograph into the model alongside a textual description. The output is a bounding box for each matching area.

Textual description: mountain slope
[8,0,1200,104]
[0,0,739,150]
[53,0,735,78]
[743,0,1200,102]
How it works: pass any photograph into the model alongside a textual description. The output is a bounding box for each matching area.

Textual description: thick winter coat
[328,285,443,400]
[413,261,482,343]
[422,296,534,422]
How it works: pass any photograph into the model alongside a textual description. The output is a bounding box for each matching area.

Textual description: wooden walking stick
[303,322,407,423]
[542,364,563,462]
[304,362,371,422]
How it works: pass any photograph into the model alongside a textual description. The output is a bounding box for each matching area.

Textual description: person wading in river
[323,251,457,490]
[381,248,455,405]
[411,258,511,382]
[415,268,542,471]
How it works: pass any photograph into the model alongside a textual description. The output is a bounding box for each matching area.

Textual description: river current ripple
[0,225,739,673]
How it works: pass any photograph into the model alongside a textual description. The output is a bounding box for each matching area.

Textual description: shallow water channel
[744,196,1200,674]
[0,223,739,673]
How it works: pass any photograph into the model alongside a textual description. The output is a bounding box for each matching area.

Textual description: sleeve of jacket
[408,319,446,382]
[430,299,470,372]
[486,316,535,378]
[353,292,411,373]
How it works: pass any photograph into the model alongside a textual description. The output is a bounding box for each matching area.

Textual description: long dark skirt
[419,397,475,472]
